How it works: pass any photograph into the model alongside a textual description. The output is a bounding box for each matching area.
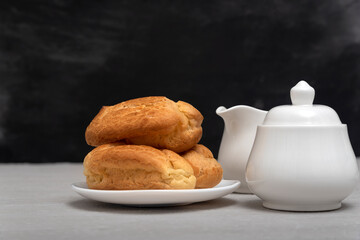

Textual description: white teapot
[217,81,359,211]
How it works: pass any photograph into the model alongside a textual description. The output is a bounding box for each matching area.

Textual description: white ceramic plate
[72,180,240,207]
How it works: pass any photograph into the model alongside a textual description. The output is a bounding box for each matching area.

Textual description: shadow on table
[240,199,356,214]
[66,197,238,214]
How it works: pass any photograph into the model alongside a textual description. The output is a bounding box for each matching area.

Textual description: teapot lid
[262,81,342,126]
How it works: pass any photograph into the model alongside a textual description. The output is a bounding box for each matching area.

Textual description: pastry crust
[85,97,203,152]
[83,143,196,190]
[181,144,223,188]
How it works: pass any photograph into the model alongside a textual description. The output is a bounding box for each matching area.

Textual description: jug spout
[216,106,237,133]
[216,106,232,121]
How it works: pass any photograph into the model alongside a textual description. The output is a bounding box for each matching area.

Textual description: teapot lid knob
[290,80,315,105]
[263,80,342,125]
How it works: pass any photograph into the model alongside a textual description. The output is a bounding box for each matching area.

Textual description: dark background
[0,0,359,162]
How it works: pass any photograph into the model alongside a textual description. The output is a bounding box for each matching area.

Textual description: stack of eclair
[83,96,223,190]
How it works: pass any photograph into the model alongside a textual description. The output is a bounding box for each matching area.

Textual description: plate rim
[71,179,240,206]
[72,179,240,193]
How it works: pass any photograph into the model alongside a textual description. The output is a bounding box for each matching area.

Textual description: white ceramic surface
[263,81,342,126]
[72,180,240,207]
[245,80,359,211]
[246,125,359,211]
[216,106,267,193]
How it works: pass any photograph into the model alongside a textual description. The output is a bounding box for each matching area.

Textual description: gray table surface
[1,160,359,240]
